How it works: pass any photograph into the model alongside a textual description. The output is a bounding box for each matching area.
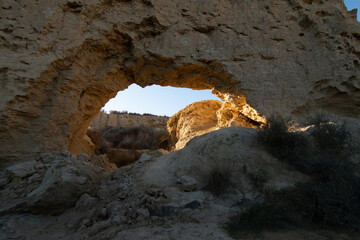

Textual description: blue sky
[345,0,360,21]
[102,1,359,116]
[102,84,221,116]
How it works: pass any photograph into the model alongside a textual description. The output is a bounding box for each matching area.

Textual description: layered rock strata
[89,112,168,130]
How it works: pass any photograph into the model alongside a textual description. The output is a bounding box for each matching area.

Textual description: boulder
[25,152,105,215]
[0,151,109,215]
[180,176,198,192]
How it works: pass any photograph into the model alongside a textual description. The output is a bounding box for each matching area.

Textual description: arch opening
[81,82,265,167]
[86,84,225,167]
[0,55,266,168]
[100,84,222,117]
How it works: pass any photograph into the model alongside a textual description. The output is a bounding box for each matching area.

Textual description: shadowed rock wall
[0,0,359,167]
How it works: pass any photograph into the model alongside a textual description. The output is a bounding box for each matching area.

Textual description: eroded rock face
[0,0,359,166]
[168,100,259,150]
[90,112,168,130]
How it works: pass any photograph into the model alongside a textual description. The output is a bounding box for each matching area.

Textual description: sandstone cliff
[90,111,168,130]
[0,0,359,165]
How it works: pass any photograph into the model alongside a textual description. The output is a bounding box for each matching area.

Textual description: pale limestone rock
[0,0,359,166]
[180,175,198,192]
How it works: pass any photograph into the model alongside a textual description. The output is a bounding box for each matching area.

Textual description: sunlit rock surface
[168,100,259,150]
[0,0,359,166]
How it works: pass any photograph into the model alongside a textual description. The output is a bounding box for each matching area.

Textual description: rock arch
[0,0,359,167]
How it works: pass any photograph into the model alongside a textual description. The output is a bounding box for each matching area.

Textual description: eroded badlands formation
[0,0,360,166]
[0,0,360,239]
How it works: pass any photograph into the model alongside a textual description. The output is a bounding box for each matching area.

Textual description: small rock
[80,218,91,228]
[183,200,201,210]
[75,193,98,212]
[0,172,9,187]
[138,153,152,163]
[112,214,126,225]
[5,161,37,179]
[180,176,197,192]
[106,202,121,217]
[147,187,163,197]
[148,205,178,217]
[76,176,87,185]
[117,191,127,200]
[136,208,150,219]
[149,149,169,157]
[100,208,107,218]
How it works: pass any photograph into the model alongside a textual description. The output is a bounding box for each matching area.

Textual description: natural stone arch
[67,55,255,155]
[1,45,259,167]
[1,0,359,167]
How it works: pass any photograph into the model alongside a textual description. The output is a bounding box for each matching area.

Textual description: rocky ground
[1,126,359,240]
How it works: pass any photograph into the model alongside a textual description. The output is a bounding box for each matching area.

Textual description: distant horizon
[102,1,359,116]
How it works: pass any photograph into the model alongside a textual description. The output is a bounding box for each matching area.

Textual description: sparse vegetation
[248,170,268,191]
[311,122,351,155]
[257,115,308,166]
[106,110,169,118]
[88,125,169,167]
[101,126,167,150]
[226,114,360,235]
[226,203,286,236]
[204,168,232,197]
